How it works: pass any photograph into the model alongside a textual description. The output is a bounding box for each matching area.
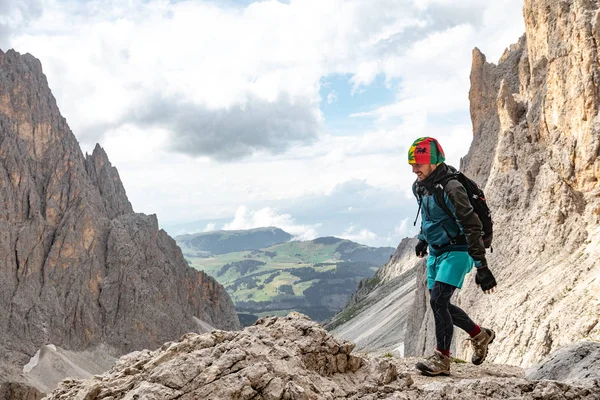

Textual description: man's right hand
[415,240,428,258]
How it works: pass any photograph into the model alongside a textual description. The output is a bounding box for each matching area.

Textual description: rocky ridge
[47,313,600,400]
[0,48,240,388]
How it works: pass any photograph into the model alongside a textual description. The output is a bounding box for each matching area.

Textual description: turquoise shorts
[426,251,474,290]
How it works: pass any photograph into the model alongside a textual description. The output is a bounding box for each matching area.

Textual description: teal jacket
[413,163,487,267]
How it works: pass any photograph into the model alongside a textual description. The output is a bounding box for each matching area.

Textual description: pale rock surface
[331,0,600,370]
[328,267,417,355]
[526,341,600,381]
[375,238,421,283]
[22,344,116,394]
[326,238,427,355]
[47,313,600,400]
[453,0,600,366]
[0,48,240,391]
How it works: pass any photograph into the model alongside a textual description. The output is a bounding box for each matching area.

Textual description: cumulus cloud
[414,0,488,29]
[162,178,419,247]
[223,206,319,241]
[393,218,416,238]
[6,0,523,160]
[3,0,526,245]
[354,0,524,120]
[203,223,216,232]
[0,0,42,49]
[276,179,419,246]
[337,217,418,247]
[338,225,378,246]
[127,93,320,160]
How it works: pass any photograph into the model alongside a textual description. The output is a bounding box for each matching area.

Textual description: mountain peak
[0,50,240,390]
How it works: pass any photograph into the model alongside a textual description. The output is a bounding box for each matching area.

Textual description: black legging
[430,281,476,352]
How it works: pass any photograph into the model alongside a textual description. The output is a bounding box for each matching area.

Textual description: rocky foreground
[47,313,600,399]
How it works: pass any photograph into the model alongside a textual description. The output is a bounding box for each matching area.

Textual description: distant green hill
[178,232,395,326]
[176,226,292,256]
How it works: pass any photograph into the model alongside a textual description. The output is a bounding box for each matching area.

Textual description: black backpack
[434,172,493,250]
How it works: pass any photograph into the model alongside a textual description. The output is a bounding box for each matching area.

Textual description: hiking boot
[415,350,450,376]
[468,327,495,365]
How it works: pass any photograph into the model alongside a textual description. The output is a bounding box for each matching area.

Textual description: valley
[178,232,394,325]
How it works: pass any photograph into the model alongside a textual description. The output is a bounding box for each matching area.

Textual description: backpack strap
[433,175,458,220]
[413,195,423,226]
[433,175,469,245]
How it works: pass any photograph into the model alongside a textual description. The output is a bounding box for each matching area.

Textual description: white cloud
[7,0,523,156]
[0,0,42,49]
[223,206,319,241]
[326,90,338,104]
[336,217,419,247]
[126,92,320,160]
[203,223,216,232]
[394,218,417,238]
[338,225,378,246]
[2,0,526,245]
[104,118,470,228]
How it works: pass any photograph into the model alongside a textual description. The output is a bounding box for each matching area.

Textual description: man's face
[411,163,437,181]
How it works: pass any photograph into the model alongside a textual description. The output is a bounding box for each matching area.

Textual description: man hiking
[409,136,497,376]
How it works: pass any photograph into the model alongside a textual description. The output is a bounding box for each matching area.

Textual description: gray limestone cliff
[329,0,600,370]
[0,49,240,388]
[453,0,600,367]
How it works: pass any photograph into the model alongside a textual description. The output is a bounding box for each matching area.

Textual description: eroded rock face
[526,341,600,381]
[331,0,600,369]
[326,238,428,356]
[0,382,44,400]
[46,313,600,400]
[375,238,420,284]
[0,49,240,383]
[453,0,600,367]
[48,313,370,400]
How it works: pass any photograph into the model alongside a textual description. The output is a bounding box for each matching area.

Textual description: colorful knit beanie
[408,137,446,165]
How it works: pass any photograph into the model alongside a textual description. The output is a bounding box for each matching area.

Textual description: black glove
[475,267,497,292]
[415,240,428,258]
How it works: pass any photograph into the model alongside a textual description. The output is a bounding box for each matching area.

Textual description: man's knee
[430,282,452,309]
[430,291,448,309]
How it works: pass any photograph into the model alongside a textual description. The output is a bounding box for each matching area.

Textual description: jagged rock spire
[0,49,240,388]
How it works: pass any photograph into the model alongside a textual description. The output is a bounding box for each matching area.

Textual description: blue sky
[319,74,398,135]
[1,0,526,246]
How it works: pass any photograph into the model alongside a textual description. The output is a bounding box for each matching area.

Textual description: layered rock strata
[326,238,424,355]
[0,49,240,385]
[331,0,600,369]
[453,0,600,366]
